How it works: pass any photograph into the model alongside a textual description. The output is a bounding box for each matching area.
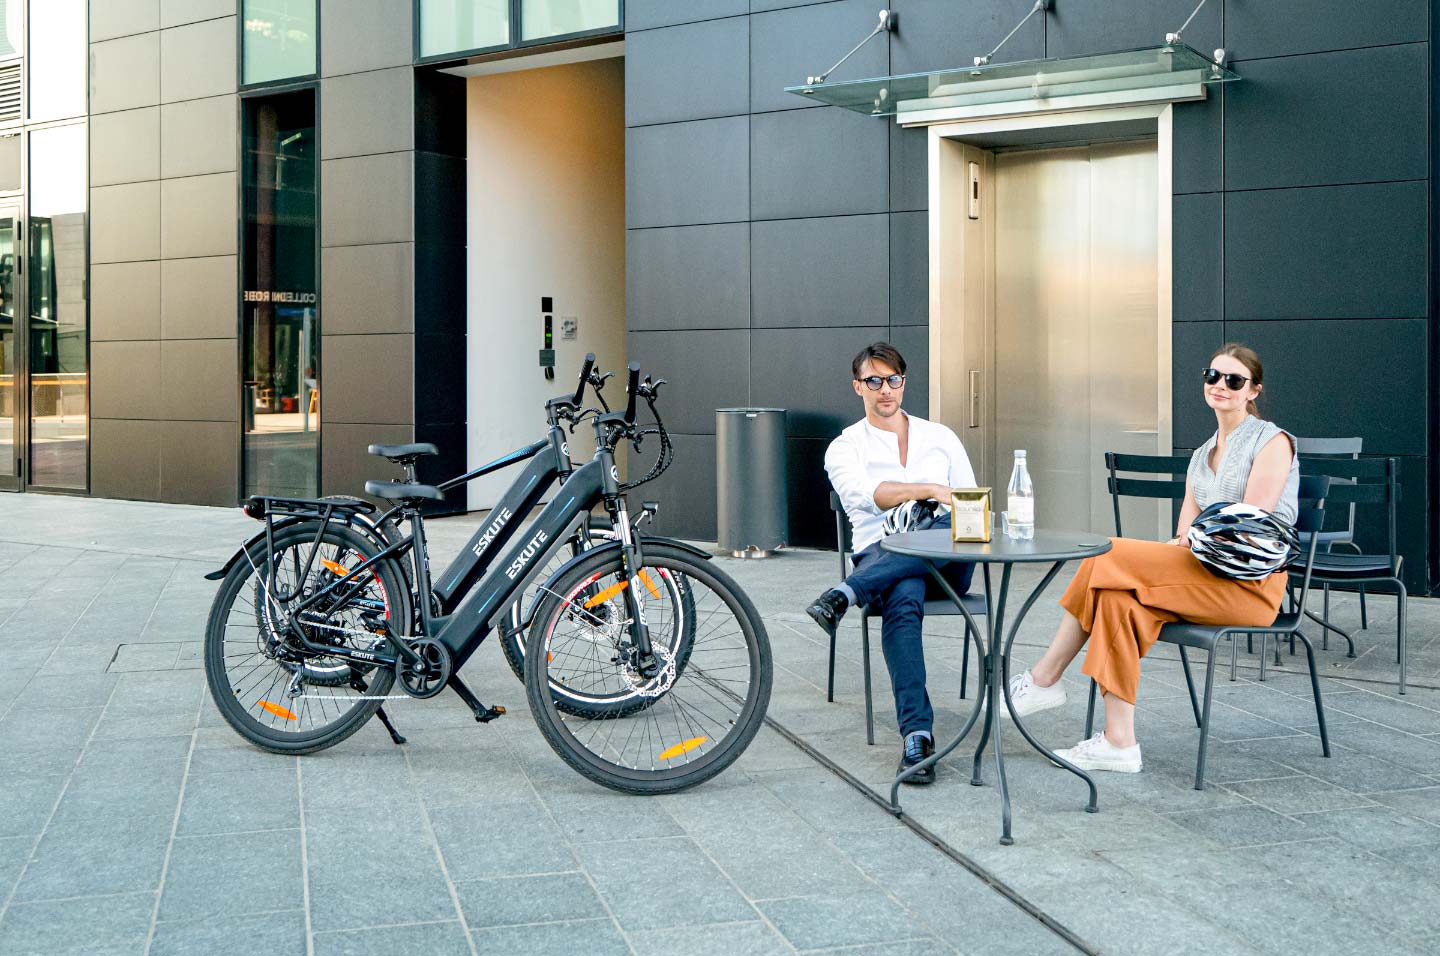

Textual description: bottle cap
[1015,449,1027,458]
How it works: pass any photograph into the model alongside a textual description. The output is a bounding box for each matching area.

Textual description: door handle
[968,369,981,428]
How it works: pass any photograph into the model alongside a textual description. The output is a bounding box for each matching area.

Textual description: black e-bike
[202,361,772,793]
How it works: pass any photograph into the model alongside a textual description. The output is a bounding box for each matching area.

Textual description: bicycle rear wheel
[524,543,770,794]
[203,521,413,754]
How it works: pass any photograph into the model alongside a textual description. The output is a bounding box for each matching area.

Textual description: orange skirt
[1058,537,1287,705]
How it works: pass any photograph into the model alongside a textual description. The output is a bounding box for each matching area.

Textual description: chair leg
[1193,647,1219,790]
[862,616,875,745]
[1084,678,1098,738]
[1230,635,1239,682]
[826,628,837,703]
[1293,629,1330,757]
[1258,632,1268,681]
[1178,646,1201,728]
[1320,585,1330,651]
[1359,584,1368,630]
[960,621,971,701]
[1397,580,1408,695]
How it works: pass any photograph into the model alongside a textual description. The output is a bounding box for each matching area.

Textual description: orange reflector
[320,558,350,576]
[637,570,662,599]
[657,737,708,760]
[584,580,628,608]
[547,651,554,663]
[257,700,298,721]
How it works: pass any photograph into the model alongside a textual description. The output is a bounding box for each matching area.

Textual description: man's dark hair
[851,342,907,380]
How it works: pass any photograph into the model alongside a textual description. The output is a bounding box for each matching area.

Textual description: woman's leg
[1101,693,1137,748]
[1030,611,1088,687]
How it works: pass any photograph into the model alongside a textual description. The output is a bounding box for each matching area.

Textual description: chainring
[396,638,453,699]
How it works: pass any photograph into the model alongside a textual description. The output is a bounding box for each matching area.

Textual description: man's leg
[880,574,932,737]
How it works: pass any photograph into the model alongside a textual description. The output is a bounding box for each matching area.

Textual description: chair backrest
[1289,474,1331,617]
[1294,436,1361,540]
[1297,456,1401,565]
[829,489,854,578]
[1104,452,1191,537]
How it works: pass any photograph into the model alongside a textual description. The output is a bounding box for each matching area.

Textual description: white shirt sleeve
[825,431,882,517]
[943,426,977,489]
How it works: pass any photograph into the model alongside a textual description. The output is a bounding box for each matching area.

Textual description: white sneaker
[1005,670,1066,719]
[1053,732,1142,773]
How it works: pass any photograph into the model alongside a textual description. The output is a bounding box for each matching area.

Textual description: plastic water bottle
[1006,450,1035,540]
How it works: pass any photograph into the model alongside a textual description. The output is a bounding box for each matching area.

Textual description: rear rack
[243,495,377,520]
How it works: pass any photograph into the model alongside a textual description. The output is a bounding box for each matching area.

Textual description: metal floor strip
[761,712,1100,956]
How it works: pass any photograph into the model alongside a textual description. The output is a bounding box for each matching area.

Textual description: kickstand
[375,706,407,745]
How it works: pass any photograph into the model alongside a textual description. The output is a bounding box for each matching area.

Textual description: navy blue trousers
[847,515,975,738]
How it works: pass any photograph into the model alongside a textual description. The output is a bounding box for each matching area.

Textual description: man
[806,342,976,785]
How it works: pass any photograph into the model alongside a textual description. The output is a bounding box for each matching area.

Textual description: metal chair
[1290,457,1407,694]
[827,491,985,745]
[1293,436,1366,634]
[1084,474,1334,789]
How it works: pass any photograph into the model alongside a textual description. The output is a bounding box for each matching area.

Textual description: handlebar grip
[624,362,641,424]
[574,353,596,406]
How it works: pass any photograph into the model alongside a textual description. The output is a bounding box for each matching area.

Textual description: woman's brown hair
[1211,342,1263,418]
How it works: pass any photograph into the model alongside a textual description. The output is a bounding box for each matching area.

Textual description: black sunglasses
[860,374,906,391]
[1202,367,1251,390]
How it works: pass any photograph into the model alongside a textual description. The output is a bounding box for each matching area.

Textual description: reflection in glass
[28,123,87,489]
[0,211,14,478]
[243,0,317,85]
[28,0,86,121]
[520,0,618,41]
[0,1,20,59]
[0,133,19,191]
[419,0,509,56]
[243,91,317,498]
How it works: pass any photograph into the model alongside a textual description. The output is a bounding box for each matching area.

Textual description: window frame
[413,0,623,66]
[238,0,321,93]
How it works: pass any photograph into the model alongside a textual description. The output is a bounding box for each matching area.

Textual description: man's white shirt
[825,412,977,556]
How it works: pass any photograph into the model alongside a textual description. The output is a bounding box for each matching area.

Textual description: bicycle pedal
[475,705,506,723]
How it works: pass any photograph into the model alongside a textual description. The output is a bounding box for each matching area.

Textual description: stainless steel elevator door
[991,140,1161,538]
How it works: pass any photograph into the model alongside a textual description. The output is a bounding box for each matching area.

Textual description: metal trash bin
[716,408,788,558]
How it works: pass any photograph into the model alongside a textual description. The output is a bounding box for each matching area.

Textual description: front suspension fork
[608,500,657,672]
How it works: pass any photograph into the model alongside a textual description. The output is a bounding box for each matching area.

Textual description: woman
[1005,343,1300,772]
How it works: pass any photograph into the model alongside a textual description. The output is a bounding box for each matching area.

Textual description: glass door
[0,203,21,491]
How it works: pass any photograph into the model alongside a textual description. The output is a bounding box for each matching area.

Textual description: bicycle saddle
[364,480,444,502]
[367,442,439,463]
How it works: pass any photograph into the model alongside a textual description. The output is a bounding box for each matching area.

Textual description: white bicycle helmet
[1186,502,1299,581]
[882,499,940,536]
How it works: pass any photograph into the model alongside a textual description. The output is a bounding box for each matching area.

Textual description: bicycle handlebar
[623,362,641,425]
[573,353,595,407]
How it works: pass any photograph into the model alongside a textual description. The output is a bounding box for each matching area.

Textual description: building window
[243,0,317,86]
[27,122,87,490]
[242,90,318,498]
[27,0,85,121]
[0,1,21,59]
[520,0,618,42]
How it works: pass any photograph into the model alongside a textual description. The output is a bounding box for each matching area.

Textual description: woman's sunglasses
[860,374,906,391]
[1202,368,1251,390]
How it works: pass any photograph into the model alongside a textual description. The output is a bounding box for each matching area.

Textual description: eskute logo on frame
[505,530,550,581]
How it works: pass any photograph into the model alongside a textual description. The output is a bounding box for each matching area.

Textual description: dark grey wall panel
[1226,318,1425,456]
[91,0,160,42]
[321,153,414,246]
[750,0,889,113]
[160,0,233,28]
[1224,45,1427,191]
[320,0,412,75]
[751,108,888,220]
[158,17,236,104]
[887,324,928,419]
[629,0,746,30]
[414,241,467,338]
[91,420,162,501]
[627,18,749,126]
[627,224,750,331]
[413,332,466,426]
[1047,1,1218,59]
[90,33,160,114]
[414,152,466,247]
[160,339,238,422]
[323,423,412,500]
[1173,192,1221,324]
[785,436,832,546]
[631,433,718,540]
[91,181,160,263]
[160,96,236,178]
[888,0,1044,76]
[1224,0,1427,60]
[889,211,927,326]
[752,214,887,328]
[321,68,414,160]
[1225,181,1426,321]
[321,333,415,425]
[160,421,237,506]
[890,124,927,212]
[1173,87,1221,195]
[92,341,162,420]
[627,117,749,228]
[160,172,238,259]
[92,262,162,341]
[90,107,159,186]
[323,243,413,335]
[751,325,888,438]
[1171,321,1224,450]
[161,256,237,339]
[626,330,750,434]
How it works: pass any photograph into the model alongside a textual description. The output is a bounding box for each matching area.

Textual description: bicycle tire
[204,521,414,755]
[524,543,771,794]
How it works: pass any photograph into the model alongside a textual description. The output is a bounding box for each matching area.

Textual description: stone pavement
[0,494,1438,956]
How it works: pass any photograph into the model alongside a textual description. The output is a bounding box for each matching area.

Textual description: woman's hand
[1166,536,1187,547]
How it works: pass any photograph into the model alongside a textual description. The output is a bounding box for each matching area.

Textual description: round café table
[880,528,1113,845]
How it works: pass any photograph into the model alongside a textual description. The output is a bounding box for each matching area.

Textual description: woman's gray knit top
[1187,415,1300,525]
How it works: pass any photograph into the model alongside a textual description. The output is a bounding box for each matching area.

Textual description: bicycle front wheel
[524,543,771,794]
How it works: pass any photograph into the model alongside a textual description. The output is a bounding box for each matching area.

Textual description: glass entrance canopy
[786,44,1237,117]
